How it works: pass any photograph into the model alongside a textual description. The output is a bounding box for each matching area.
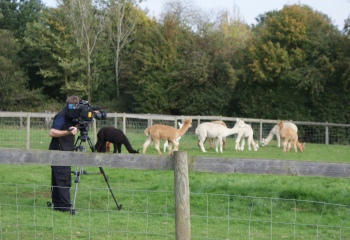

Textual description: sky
[43,0,349,30]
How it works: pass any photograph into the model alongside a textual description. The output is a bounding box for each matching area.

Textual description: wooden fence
[1,148,350,239]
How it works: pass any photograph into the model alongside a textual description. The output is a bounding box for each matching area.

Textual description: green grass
[0,164,350,239]
[1,128,350,239]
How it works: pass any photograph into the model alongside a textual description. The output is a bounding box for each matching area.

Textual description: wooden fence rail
[1,149,349,178]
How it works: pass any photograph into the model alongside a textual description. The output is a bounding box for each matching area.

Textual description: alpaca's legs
[282,139,287,152]
[240,138,246,151]
[172,140,179,155]
[198,136,207,152]
[214,138,219,152]
[209,138,214,148]
[287,140,292,152]
[167,143,173,155]
[277,134,281,148]
[154,140,162,155]
[251,138,258,151]
[215,137,223,153]
[173,138,180,151]
[247,137,253,151]
[142,137,152,154]
[235,133,243,151]
[163,140,168,153]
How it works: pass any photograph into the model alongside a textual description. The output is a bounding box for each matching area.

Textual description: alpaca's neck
[177,124,190,137]
[122,137,136,153]
[263,132,274,144]
[224,126,239,137]
[296,141,303,150]
[264,125,279,144]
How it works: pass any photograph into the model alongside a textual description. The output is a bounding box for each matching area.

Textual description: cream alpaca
[278,120,304,153]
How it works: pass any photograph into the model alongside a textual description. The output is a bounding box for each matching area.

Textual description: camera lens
[93,111,107,120]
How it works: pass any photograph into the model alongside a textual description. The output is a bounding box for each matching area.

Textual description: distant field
[0,127,349,163]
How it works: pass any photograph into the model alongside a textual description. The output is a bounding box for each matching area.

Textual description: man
[48,95,79,212]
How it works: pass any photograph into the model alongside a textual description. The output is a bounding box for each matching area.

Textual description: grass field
[0,128,350,239]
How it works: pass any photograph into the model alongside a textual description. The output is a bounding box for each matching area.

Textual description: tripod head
[74,121,96,152]
[77,121,91,137]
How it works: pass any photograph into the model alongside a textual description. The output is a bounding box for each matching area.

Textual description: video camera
[67,100,107,125]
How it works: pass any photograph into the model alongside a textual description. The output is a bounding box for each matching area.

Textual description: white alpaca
[163,122,183,153]
[261,122,298,147]
[206,120,227,150]
[234,118,259,151]
[195,122,240,153]
[143,119,192,155]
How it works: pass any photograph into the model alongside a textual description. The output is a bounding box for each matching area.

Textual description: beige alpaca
[278,120,305,153]
[143,119,192,155]
[206,120,227,150]
[163,122,183,153]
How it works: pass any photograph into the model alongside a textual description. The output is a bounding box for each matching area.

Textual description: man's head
[66,96,80,106]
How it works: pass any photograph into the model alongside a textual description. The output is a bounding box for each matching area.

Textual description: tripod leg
[72,133,122,212]
[71,166,82,215]
[88,137,122,210]
[99,167,122,210]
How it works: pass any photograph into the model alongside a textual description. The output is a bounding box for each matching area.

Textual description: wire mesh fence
[0,182,349,239]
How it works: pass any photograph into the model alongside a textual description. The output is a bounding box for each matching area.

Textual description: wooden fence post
[174,151,191,240]
[325,123,329,145]
[26,113,30,150]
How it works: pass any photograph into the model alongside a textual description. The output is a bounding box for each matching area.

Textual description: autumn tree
[234,4,343,121]
[24,7,86,100]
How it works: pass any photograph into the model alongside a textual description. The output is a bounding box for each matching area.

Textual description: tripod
[71,127,122,215]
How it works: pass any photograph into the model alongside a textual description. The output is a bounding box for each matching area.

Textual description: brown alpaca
[143,119,192,155]
[106,142,111,152]
[278,120,304,153]
[205,120,227,150]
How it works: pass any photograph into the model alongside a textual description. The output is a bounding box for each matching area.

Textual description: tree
[0,28,41,110]
[24,7,86,99]
[234,4,345,121]
[0,0,44,39]
[107,0,139,99]
[63,0,109,101]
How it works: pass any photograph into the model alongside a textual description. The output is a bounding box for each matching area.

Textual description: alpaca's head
[297,142,305,153]
[184,119,192,128]
[254,143,259,151]
[261,138,266,146]
[277,120,283,129]
[235,118,245,128]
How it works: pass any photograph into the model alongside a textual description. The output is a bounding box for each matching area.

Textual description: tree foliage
[0,1,350,124]
[233,5,347,121]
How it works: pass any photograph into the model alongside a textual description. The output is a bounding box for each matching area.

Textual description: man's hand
[68,127,78,135]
